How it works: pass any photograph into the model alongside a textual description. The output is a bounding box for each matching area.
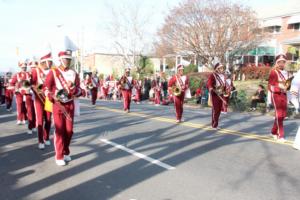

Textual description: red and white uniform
[88,75,100,105]
[44,66,81,161]
[102,82,110,100]
[31,67,52,144]
[152,80,162,105]
[168,74,189,121]
[134,80,142,103]
[11,71,31,121]
[118,75,134,111]
[222,77,233,113]
[4,76,14,110]
[207,72,225,128]
[268,68,289,139]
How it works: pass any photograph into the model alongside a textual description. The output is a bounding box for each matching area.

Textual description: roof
[283,36,300,45]
[260,11,300,20]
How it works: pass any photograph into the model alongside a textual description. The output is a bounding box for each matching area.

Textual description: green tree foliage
[138,56,155,79]
[184,64,198,74]
[230,90,248,112]
[189,76,202,95]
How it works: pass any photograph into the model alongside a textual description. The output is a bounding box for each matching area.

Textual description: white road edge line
[100,138,176,170]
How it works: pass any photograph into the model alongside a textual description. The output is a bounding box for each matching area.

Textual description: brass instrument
[50,90,73,121]
[285,76,294,91]
[22,80,31,88]
[37,84,43,92]
[172,85,182,96]
[18,80,31,94]
[214,86,224,96]
[278,76,294,91]
[32,84,45,104]
[56,89,70,103]
[87,83,94,89]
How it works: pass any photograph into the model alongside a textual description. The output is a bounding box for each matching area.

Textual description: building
[253,11,300,66]
[83,52,161,77]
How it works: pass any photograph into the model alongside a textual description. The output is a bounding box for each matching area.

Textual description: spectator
[195,86,202,104]
[250,84,266,111]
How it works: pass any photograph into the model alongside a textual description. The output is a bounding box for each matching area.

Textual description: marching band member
[135,79,142,104]
[31,49,53,149]
[222,70,234,114]
[268,54,291,142]
[88,72,100,105]
[118,67,134,113]
[153,76,162,106]
[11,61,30,126]
[43,36,82,166]
[207,62,226,129]
[4,72,14,111]
[168,64,189,123]
[83,74,91,98]
[27,59,37,131]
[102,80,109,100]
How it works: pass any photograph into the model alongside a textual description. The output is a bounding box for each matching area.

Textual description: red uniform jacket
[268,69,289,94]
[43,67,81,102]
[168,74,189,96]
[207,73,226,95]
[11,71,31,94]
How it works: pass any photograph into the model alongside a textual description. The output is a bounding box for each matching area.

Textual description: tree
[138,56,155,78]
[156,0,266,67]
[105,0,153,73]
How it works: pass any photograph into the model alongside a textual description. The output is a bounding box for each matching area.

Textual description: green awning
[247,47,275,56]
[231,46,275,56]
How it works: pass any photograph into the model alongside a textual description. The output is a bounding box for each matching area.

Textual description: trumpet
[172,85,182,96]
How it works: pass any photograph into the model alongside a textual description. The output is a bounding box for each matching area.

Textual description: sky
[0,0,299,72]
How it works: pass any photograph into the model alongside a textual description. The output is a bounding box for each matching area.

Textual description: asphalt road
[1,99,300,200]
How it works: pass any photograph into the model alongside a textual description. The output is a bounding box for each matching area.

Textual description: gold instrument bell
[278,76,294,91]
[285,76,294,91]
[172,85,182,96]
[22,80,31,88]
[56,89,69,103]
[21,80,31,94]
[215,86,224,95]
